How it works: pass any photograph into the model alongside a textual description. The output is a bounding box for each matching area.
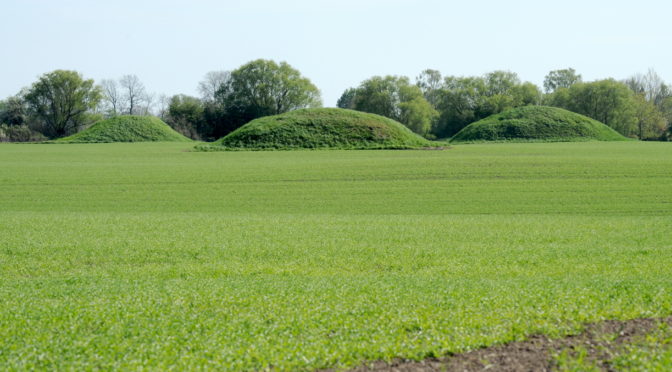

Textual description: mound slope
[59,116,191,143]
[451,106,627,143]
[206,108,432,150]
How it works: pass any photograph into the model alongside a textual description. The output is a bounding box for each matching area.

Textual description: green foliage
[554,322,672,370]
[451,106,627,143]
[0,124,47,142]
[336,87,357,109]
[204,108,432,150]
[165,94,206,140]
[429,71,541,138]
[609,323,672,370]
[632,94,668,140]
[1,142,672,370]
[398,97,438,136]
[0,95,27,126]
[416,69,443,107]
[546,79,638,137]
[58,115,191,143]
[342,75,438,136]
[23,70,102,138]
[215,59,322,135]
[543,68,582,93]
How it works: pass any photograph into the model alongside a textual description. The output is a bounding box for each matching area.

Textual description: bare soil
[332,316,672,372]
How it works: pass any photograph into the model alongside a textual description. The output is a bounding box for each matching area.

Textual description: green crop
[0,141,671,370]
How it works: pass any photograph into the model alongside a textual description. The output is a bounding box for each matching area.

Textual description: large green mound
[59,116,191,143]
[451,106,627,143]
[204,108,433,150]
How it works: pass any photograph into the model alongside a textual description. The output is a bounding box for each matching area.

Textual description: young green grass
[201,108,433,150]
[450,106,627,143]
[58,115,191,143]
[0,141,671,370]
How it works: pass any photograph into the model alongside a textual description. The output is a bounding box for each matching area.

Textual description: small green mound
[450,106,627,143]
[59,116,191,143]
[201,108,433,150]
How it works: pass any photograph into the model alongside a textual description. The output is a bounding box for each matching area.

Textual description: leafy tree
[214,60,321,135]
[433,76,484,137]
[625,69,672,139]
[484,70,520,96]
[547,79,637,136]
[430,71,540,138]
[0,95,27,126]
[632,94,667,140]
[513,82,542,106]
[351,76,407,120]
[416,69,443,106]
[23,70,102,137]
[399,97,438,136]
[336,88,357,109]
[543,68,582,93]
[343,75,437,136]
[217,59,321,131]
[165,94,205,140]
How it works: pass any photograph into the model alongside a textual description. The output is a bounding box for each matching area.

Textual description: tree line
[1,60,671,142]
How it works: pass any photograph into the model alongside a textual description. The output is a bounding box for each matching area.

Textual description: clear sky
[2,0,671,106]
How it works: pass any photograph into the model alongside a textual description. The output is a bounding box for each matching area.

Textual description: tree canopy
[338,75,438,136]
[216,59,322,132]
[546,79,638,137]
[23,70,102,137]
[543,68,582,93]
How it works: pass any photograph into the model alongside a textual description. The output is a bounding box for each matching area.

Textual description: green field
[1,142,671,370]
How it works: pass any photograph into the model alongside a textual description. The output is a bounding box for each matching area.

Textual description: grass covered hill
[59,116,191,143]
[204,108,433,150]
[450,106,627,143]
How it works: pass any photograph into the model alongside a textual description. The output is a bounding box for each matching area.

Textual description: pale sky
[2,0,671,106]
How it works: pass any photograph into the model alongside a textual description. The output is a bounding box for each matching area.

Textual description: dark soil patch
[334,317,672,372]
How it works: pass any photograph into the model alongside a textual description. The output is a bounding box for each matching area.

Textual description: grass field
[1,142,671,370]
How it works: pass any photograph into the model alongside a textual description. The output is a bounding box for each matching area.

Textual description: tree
[433,76,485,137]
[23,70,102,137]
[216,59,322,134]
[416,69,443,106]
[100,79,124,116]
[336,88,357,109]
[625,69,670,106]
[543,68,582,93]
[484,70,520,96]
[119,74,147,115]
[547,79,637,136]
[632,93,667,140]
[165,94,205,140]
[342,75,438,136]
[0,95,27,126]
[198,71,231,102]
[430,71,540,138]
[351,76,406,120]
[399,97,438,136]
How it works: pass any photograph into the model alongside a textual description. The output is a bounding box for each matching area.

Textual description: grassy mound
[59,116,191,143]
[202,108,433,150]
[451,106,627,143]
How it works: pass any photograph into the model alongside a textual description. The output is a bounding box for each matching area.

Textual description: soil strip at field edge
[332,316,672,371]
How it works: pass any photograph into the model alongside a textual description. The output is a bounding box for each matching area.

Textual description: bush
[0,124,48,142]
